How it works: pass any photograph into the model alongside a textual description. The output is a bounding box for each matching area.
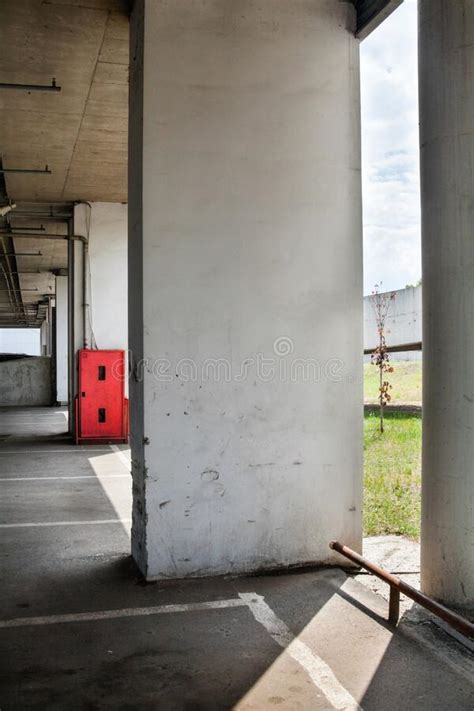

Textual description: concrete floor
[0,408,473,710]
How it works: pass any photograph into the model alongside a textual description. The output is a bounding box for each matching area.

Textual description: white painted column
[419,0,474,607]
[87,203,128,352]
[129,0,363,579]
[40,318,49,357]
[73,202,128,352]
[55,275,68,404]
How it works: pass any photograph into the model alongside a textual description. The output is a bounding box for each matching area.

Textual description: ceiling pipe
[0,78,61,92]
[0,263,20,322]
[2,213,70,222]
[1,252,43,257]
[0,288,38,292]
[0,235,26,321]
[0,225,46,233]
[5,232,78,240]
[0,165,51,175]
[5,228,89,345]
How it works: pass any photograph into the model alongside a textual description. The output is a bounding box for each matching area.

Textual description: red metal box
[75,349,128,444]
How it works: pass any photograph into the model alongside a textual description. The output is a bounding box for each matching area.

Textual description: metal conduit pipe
[73,201,93,350]
[0,263,21,321]
[4,232,83,240]
[2,211,70,219]
[0,237,27,322]
[6,227,90,346]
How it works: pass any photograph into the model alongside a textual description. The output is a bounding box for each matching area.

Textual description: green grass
[364,360,422,403]
[364,412,421,539]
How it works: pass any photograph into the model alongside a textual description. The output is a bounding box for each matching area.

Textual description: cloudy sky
[360,0,420,295]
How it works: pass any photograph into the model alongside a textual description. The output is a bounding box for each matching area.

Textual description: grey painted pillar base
[419,0,474,609]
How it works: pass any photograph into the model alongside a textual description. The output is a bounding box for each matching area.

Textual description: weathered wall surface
[0,357,52,406]
[364,285,422,352]
[130,0,363,579]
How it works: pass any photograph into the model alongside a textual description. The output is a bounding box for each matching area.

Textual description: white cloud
[360,0,421,294]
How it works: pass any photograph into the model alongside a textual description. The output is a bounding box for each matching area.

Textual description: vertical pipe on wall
[83,237,90,349]
[67,223,75,435]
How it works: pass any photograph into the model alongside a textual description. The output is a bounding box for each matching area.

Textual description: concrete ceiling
[0,0,129,328]
[0,0,400,329]
[0,0,129,204]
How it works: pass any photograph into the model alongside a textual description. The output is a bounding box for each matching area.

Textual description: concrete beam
[354,0,403,40]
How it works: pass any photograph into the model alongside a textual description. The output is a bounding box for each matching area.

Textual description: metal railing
[330,540,474,639]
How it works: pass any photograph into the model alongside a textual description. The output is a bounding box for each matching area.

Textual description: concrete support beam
[419,0,474,609]
[354,0,403,40]
[129,0,363,579]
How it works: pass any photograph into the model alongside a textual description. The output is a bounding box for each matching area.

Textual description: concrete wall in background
[55,276,68,404]
[0,356,52,406]
[364,285,422,355]
[129,0,363,579]
[0,328,40,355]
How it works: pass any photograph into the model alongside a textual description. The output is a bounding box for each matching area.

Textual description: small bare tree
[370,284,396,433]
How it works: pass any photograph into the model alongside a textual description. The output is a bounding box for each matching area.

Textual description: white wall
[55,276,68,403]
[88,203,128,351]
[0,328,40,355]
[74,202,128,352]
[129,0,363,579]
[364,285,422,352]
[73,202,128,406]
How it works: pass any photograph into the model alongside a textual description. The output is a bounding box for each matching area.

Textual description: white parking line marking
[0,519,131,529]
[0,474,130,482]
[109,444,131,471]
[0,598,248,629]
[0,449,111,454]
[239,593,362,711]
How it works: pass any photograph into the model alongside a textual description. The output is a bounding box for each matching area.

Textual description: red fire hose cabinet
[75,349,129,444]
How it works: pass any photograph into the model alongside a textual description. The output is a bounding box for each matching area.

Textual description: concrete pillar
[419,0,474,608]
[129,0,363,579]
[40,318,49,357]
[55,276,68,405]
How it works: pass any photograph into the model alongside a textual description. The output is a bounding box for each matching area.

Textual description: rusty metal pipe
[329,540,474,639]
